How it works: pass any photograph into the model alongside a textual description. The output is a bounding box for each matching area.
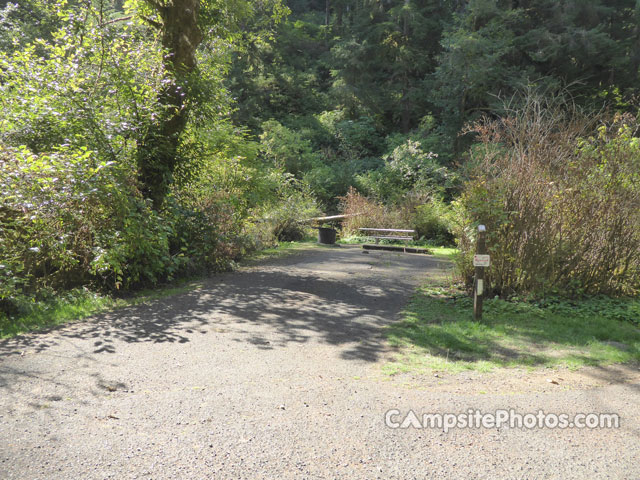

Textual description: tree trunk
[631,10,640,85]
[325,0,330,26]
[137,0,202,210]
[401,0,410,133]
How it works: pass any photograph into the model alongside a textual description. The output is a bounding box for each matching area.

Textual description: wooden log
[305,213,362,222]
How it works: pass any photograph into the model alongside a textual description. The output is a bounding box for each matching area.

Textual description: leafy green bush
[261,183,320,242]
[356,140,455,204]
[259,120,319,177]
[0,143,180,316]
[302,160,357,209]
[0,9,161,158]
[167,185,247,274]
[0,129,299,319]
[316,111,384,159]
[334,116,384,159]
[178,121,320,255]
[412,199,455,245]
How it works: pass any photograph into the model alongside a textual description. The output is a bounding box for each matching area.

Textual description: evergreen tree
[431,0,640,153]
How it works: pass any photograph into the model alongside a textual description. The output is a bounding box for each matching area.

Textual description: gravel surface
[1,245,638,479]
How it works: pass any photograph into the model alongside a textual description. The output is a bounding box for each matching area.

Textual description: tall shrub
[339,187,389,235]
[458,100,640,296]
[0,144,176,313]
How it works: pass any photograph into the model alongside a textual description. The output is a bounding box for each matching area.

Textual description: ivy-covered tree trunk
[137,0,202,209]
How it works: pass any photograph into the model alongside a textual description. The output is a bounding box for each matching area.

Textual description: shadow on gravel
[580,364,640,393]
[0,248,440,365]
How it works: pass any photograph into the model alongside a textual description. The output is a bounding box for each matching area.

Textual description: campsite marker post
[473,225,489,321]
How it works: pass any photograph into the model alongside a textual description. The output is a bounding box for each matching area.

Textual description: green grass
[339,234,432,247]
[0,279,204,339]
[240,238,319,264]
[338,234,458,260]
[337,234,372,245]
[427,246,458,261]
[384,284,640,374]
[0,289,121,338]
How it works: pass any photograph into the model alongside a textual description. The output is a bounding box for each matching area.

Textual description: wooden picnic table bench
[358,227,430,254]
[358,228,415,243]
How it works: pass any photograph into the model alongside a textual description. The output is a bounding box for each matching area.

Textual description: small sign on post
[473,254,491,267]
[473,225,488,321]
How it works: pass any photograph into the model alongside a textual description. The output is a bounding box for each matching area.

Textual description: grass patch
[0,240,321,339]
[240,239,318,264]
[337,234,371,245]
[0,289,120,338]
[338,235,457,260]
[339,234,432,248]
[0,279,204,339]
[427,246,458,261]
[384,284,640,374]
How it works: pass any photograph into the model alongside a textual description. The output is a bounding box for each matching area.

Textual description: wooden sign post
[473,225,489,321]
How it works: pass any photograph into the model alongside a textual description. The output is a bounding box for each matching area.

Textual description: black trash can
[317,227,337,245]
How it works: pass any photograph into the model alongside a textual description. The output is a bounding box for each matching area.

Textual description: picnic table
[358,227,430,254]
[358,228,415,244]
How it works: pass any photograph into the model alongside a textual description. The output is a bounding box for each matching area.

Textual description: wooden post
[473,225,487,321]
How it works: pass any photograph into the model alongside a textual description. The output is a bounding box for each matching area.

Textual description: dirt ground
[1,245,638,479]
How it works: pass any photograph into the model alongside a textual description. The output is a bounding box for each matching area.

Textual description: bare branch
[141,15,163,30]
[99,15,133,27]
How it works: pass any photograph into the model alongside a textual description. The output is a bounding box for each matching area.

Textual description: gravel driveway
[1,245,638,479]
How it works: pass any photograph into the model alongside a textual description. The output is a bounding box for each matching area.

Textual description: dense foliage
[1,0,639,323]
[457,101,640,296]
[0,0,314,318]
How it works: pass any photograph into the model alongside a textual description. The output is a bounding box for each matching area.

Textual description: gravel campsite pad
[1,245,639,479]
